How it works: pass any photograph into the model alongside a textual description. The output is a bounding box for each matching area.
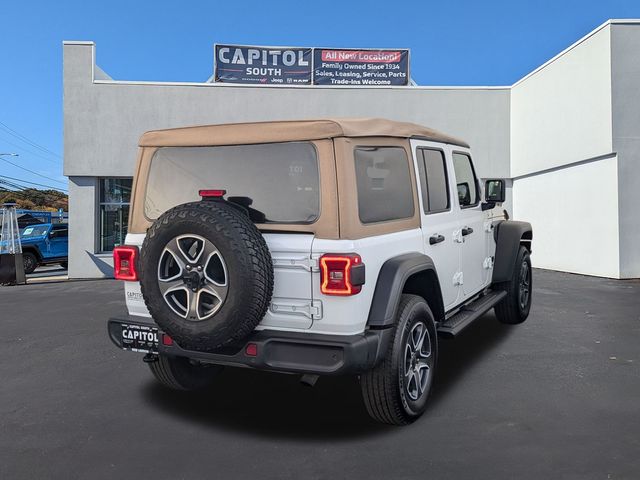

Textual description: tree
[0,187,68,210]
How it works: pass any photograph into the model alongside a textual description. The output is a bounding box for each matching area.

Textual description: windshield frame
[20,225,50,238]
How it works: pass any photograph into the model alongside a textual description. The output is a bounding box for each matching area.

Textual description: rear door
[411,140,462,310]
[259,233,317,330]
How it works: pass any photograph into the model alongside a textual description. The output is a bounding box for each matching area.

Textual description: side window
[452,153,479,207]
[52,227,68,238]
[416,148,449,214]
[354,147,414,224]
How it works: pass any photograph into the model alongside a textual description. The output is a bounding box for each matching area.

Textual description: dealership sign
[313,48,409,86]
[215,44,312,85]
[214,44,410,86]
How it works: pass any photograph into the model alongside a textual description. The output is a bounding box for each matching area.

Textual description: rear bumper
[108,315,392,376]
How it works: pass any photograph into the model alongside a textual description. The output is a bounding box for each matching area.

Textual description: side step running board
[437,290,507,338]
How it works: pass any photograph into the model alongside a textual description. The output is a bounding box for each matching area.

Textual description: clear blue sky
[0,0,638,191]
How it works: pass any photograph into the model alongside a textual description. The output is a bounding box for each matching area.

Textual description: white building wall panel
[510,25,613,178]
[513,156,619,278]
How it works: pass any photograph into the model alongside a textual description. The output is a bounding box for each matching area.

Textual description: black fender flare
[492,220,533,283]
[21,246,42,263]
[367,252,444,328]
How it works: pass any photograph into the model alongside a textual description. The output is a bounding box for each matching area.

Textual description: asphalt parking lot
[1,269,639,479]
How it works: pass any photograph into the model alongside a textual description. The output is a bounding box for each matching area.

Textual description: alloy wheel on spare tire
[139,200,274,352]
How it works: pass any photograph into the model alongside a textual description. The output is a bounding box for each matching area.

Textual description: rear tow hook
[143,353,159,363]
[300,374,319,387]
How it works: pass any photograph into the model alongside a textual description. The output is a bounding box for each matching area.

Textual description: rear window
[144,142,320,224]
[354,147,414,224]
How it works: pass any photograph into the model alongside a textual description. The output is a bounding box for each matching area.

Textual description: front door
[48,226,68,258]
[451,151,489,298]
[411,140,461,310]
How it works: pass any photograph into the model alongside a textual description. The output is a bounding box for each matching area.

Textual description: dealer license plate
[121,324,159,353]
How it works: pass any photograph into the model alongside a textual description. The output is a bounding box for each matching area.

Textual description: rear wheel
[494,246,532,324]
[148,355,223,391]
[22,252,38,274]
[360,294,437,425]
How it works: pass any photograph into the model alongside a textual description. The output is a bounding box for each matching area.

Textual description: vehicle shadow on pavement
[142,368,390,441]
[142,312,516,440]
[430,312,515,408]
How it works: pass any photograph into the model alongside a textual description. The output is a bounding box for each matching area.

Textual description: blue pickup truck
[19,223,68,273]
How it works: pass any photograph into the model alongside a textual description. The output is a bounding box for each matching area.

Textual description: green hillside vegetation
[0,188,68,212]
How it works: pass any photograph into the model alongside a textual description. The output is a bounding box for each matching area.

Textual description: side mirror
[485,179,505,203]
[48,230,56,239]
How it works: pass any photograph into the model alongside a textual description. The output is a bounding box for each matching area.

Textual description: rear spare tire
[139,201,273,352]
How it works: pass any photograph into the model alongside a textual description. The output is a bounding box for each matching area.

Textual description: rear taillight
[113,245,139,281]
[319,253,365,296]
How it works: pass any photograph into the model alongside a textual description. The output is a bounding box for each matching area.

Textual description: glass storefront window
[99,178,132,252]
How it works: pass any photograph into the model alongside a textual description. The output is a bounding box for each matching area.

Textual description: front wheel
[148,355,223,391]
[22,252,38,274]
[360,294,438,425]
[494,246,532,324]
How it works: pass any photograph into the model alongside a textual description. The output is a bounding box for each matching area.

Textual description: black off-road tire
[148,355,223,391]
[22,252,38,274]
[494,246,532,324]
[360,294,438,426]
[139,201,273,352]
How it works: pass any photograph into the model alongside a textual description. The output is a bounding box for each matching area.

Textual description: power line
[0,120,62,159]
[0,178,28,192]
[0,157,67,187]
[0,174,68,192]
[0,132,61,165]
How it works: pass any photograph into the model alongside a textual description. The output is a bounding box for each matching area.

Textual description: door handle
[461,227,474,236]
[429,234,445,245]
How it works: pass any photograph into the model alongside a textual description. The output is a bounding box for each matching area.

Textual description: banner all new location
[214,44,410,86]
[313,48,409,86]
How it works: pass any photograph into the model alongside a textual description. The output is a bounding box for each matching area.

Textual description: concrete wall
[63,42,510,278]
[510,23,626,278]
[64,44,510,179]
[611,24,640,278]
[68,176,115,278]
[513,155,620,278]
[510,24,613,177]
[63,21,640,279]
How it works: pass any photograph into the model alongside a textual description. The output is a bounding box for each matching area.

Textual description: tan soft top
[138,118,469,148]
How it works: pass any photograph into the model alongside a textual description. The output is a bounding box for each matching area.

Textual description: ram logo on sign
[215,44,312,85]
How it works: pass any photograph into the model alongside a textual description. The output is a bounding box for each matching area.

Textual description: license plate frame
[120,323,159,353]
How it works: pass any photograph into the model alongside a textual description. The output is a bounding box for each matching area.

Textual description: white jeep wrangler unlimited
[109,118,533,425]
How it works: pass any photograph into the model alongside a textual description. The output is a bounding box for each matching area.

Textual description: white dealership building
[64,20,640,279]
